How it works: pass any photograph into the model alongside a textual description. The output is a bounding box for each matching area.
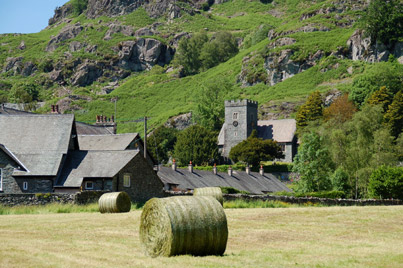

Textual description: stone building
[0,114,164,202]
[218,99,297,163]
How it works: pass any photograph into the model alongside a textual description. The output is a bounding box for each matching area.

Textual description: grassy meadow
[0,205,402,267]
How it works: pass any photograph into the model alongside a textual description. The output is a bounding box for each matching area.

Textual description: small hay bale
[140,196,228,257]
[98,192,131,213]
[193,187,223,206]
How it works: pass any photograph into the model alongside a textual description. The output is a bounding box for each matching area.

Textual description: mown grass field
[0,206,402,267]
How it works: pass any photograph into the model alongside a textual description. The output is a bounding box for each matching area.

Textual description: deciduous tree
[296,91,323,128]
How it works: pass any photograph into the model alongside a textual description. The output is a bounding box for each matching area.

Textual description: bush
[368,166,403,199]
[220,187,249,195]
[71,0,88,16]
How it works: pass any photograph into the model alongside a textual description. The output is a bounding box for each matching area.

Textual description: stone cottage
[218,99,297,163]
[0,114,164,202]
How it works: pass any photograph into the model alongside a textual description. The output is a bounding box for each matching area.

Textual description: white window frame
[0,168,3,191]
[23,181,28,191]
[233,112,238,120]
[123,174,131,188]
[85,181,94,190]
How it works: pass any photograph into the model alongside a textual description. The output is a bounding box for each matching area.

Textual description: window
[23,181,28,191]
[105,180,113,190]
[85,181,94,190]
[123,174,131,188]
[250,114,254,121]
[234,131,238,137]
[280,144,286,152]
[233,112,238,120]
[0,168,2,191]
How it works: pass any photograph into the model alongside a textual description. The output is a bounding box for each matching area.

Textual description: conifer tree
[384,91,403,138]
[296,91,323,128]
[367,86,393,112]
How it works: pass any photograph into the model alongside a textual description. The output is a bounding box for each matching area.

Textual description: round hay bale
[193,187,223,206]
[98,192,131,213]
[140,196,228,257]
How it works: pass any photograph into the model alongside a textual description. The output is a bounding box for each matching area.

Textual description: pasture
[0,206,402,267]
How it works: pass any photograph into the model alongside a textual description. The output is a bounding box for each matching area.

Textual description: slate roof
[75,121,115,135]
[157,166,291,194]
[218,124,225,146]
[57,150,140,187]
[0,144,29,172]
[0,114,74,176]
[257,119,296,143]
[78,133,140,151]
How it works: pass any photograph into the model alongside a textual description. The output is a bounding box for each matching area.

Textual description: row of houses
[0,105,291,201]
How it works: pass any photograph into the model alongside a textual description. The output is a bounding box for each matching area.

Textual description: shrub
[368,166,403,199]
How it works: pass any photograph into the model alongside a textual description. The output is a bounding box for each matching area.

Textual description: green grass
[0,206,402,267]
[0,202,144,215]
[224,199,306,208]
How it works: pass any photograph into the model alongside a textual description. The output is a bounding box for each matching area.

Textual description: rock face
[3,57,23,74]
[48,4,73,25]
[347,29,403,63]
[46,24,83,52]
[164,113,193,130]
[86,0,146,19]
[118,38,174,71]
[104,23,134,40]
[71,60,104,87]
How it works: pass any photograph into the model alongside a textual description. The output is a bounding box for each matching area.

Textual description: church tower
[221,99,258,158]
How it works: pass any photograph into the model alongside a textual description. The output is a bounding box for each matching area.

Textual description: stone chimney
[188,161,193,173]
[172,159,177,171]
[51,104,60,114]
[228,166,233,176]
[213,163,217,175]
[245,165,250,175]
[259,165,264,176]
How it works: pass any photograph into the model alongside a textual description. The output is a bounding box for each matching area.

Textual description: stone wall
[0,191,109,206]
[223,194,402,206]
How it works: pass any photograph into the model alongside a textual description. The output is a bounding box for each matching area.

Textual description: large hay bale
[193,187,223,206]
[140,196,228,257]
[98,192,131,213]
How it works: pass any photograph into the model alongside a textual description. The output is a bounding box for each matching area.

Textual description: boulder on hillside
[46,24,83,52]
[71,60,103,87]
[118,38,174,71]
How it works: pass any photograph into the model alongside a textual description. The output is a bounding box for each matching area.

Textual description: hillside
[0,0,402,133]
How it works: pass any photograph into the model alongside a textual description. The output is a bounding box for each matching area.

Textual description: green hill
[0,0,402,133]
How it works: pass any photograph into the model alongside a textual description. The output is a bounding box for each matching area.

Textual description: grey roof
[0,144,28,172]
[157,166,291,194]
[0,106,32,115]
[78,133,140,150]
[57,150,140,187]
[75,121,115,135]
[257,119,296,143]
[0,114,74,176]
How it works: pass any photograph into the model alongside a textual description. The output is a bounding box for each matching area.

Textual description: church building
[218,100,298,163]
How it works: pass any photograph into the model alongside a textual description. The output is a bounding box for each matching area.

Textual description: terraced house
[0,113,163,202]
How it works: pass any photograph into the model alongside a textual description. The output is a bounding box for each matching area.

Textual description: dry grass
[0,206,402,267]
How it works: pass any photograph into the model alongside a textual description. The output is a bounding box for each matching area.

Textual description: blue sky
[0,0,68,34]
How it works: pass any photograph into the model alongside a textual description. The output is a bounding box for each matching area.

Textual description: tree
[384,91,403,138]
[148,126,178,164]
[363,0,403,47]
[229,130,283,167]
[292,132,334,193]
[330,168,351,194]
[368,166,403,199]
[71,0,88,15]
[194,78,232,131]
[296,91,323,128]
[323,94,357,124]
[175,32,208,76]
[367,86,394,111]
[173,125,219,166]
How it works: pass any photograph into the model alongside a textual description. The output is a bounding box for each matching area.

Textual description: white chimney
[172,159,177,171]
[188,161,193,173]
[213,163,217,175]
[259,165,264,176]
[246,165,250,175]
[228,166,232,176]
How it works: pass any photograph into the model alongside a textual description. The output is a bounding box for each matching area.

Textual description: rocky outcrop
[46,24,83,52]
[86,0,146,19]
[21,62,37,77]
[2,57,23,74]
[347,30,403,63]
[118,38,174,71]
[104,23,134,40]
[71,60,104,87]
[48,4,73,25]
[169,32,191,48]
[164,113,193,130]
[238,49,324,87]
